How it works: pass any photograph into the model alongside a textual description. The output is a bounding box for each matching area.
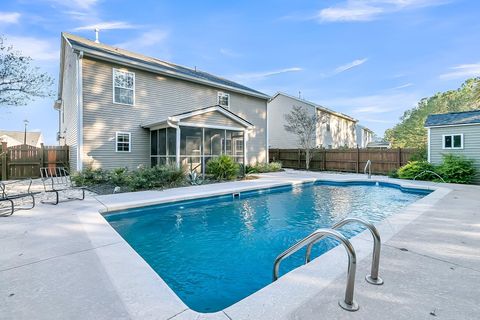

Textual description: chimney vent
[95,28,100,43]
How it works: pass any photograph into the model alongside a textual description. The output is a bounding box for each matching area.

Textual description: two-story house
[268,92,362,149]
[55,33,270,174]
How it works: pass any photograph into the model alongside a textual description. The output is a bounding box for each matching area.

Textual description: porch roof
[141,105,254,130]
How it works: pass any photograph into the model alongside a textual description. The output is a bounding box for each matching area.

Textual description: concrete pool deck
[1,171,479,319]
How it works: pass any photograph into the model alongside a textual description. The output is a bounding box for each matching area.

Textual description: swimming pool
[105,181,430,313]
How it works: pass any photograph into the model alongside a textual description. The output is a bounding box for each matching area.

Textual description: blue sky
[1,0,479,144]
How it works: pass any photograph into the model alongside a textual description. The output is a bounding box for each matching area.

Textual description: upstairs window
[217,92,230,109]
[113,69,135,105]
[116,132,131,152]
[443,134,463,149]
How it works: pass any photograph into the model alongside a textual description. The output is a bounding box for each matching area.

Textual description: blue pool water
[105,181,429,312]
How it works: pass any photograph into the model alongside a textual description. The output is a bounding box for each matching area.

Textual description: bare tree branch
[0,35,54,106]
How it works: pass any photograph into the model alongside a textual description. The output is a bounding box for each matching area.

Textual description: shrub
[246,161,283,174]
[71,167,109,186]
[437,154,476,184]
[397,161,436,180]
[409,147,427,162]
[71,165,185,192]
[206,155,239,180]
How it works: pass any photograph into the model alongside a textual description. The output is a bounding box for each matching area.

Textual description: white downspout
[76,50,84,172]
[265,101,269,163]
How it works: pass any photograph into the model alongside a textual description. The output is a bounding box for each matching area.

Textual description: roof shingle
[424,109,480,127]
[62,33,269,99]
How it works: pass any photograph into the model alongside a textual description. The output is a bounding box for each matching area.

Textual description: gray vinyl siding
[182,111,244,128]
[59,44,78,171]
[81,57,267,169]
[268,94,316,149]
[268,94,357,149]
[429,125,480,184]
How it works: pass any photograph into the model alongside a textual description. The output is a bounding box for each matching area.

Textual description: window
[113,69,135,105]
[217,92,230,109]
[443,134,463,149]
[326,123,331,132]
[116,132,131,152]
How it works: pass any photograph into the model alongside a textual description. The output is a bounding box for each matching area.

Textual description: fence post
[356,147,360,173]
[1,142,7,180]
[297,149,301,169]
[40,143,45,168]
[398,148,402,168]
[323,149,327,171]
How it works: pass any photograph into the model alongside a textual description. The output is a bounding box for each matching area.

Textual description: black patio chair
[0,178,36,217]
[40,167,85,205]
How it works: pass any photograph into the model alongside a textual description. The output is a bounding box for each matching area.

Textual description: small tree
[284,106,320,170]
[0,36,53,106]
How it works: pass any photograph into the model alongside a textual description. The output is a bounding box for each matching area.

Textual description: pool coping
[79,172,451,319]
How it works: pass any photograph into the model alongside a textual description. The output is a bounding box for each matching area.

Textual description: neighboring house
[425,109,480,183]
[0,130,44,148]
[55,33,270,173]
[356,125,374,148]
[268,92,358,149]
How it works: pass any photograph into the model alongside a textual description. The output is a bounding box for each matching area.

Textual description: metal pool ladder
[364,160,372,179]
[272,217,383,312]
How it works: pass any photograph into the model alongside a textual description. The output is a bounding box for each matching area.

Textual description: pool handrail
[305,217,384,285]
[272,228,359,311]
[364,160,372,179]
[413,170,446,183]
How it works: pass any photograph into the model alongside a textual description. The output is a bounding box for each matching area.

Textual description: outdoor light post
[23,119,29,145]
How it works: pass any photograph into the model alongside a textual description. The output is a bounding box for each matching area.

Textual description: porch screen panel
[180,126,202,172]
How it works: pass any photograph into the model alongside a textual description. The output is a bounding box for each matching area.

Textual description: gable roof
[424,109,480,127]
[60,33,270,100]
[270,92,357,122]
[142,105,253,129]
[0,130,43,146]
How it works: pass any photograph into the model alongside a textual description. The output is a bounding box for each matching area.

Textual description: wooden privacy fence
[0,143,69,180]
[269,148,418,174]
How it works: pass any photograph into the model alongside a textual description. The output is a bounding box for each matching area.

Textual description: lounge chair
[0,178,36,217]
[40,167,85,205]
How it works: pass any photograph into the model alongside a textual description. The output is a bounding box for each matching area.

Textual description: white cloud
[73,21,140,31]
[319,4,383,22]
[220,48,241,58]
[114,30,169,50]
[232,67,303,81]
[0,12,21,24]
[391,83,414,89]
[49,0,99,10]
[333,58,368,74]
[317,0,449,22]
[6,36,58,61]
[439,63,480,80]
[322,92,420,116]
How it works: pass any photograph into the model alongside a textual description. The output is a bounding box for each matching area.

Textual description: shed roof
[425,109,480,127]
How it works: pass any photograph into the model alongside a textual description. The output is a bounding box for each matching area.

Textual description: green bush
[71,165,185,192]
[246,161,283,174]
[206,155,239,180]
[397,161,436,180]
[437,154,476,184]
[409,147,427,162]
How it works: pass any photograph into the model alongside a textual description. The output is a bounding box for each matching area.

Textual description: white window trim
[442,134,463,150]
[113,68,135,106]
[115,131,132,152]
[217,92,230,109]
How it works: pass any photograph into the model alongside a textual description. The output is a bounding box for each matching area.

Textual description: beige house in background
[0,130,44,148]
[356,125,374,148]
[55,33,270,173]
[268,92,365,149]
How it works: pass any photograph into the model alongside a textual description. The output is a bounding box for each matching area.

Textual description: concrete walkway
[1,172,479,319]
